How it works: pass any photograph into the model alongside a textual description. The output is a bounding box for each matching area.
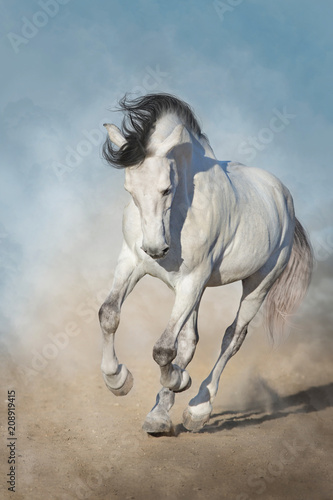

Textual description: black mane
[102,93,206,168]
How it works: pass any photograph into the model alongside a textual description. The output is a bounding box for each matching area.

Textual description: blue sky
[1,0,332,342]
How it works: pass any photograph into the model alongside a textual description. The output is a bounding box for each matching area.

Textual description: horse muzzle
[141,245,170,260]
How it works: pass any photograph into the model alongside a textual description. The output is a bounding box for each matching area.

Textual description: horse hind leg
[183,259,287,432]
[143,309,199,434]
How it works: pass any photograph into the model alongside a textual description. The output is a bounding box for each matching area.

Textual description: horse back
[204,162,295,285]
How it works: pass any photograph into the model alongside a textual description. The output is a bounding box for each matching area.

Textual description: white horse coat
[99,94,312,433]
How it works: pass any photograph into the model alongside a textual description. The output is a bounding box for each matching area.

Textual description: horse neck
[173,131,211,207]
[151,114,220,200]
[185,131,217,179]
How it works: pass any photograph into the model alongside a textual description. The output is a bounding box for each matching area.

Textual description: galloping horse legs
[143,307,199,434]
[183,269,280,431]
[99,245,144,396]
[152,273,205,393]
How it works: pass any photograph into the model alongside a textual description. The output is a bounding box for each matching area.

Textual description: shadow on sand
[174,382,333,435]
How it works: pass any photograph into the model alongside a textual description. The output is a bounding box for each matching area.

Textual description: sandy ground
[1,278,333,500]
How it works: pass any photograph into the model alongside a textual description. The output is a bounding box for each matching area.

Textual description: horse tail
[264,218,313,344]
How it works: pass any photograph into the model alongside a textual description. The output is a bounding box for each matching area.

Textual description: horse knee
[99,301,120,335]
[153,344,177,367]
[175,338,197,367]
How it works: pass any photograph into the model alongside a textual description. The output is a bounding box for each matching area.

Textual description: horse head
[104,122,191,260]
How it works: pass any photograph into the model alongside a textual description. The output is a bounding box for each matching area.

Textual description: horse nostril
[141,246,148,255]
[141,246,169,259]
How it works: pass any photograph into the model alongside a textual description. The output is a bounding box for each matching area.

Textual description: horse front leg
[143,307,199,434]
[99,245,144,396]
[153,274,204,393]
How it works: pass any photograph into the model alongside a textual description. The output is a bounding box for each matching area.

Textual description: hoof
[109,370,133,396]
[142,412,173,435]
[182,407,211,432]
[103,365,133,396]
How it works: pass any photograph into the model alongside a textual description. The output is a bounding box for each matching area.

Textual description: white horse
[99,93,313,433]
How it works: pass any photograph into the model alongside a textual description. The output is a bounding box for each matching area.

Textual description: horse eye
[162,187,172,196]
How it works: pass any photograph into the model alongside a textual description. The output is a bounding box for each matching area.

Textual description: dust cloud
[1,157,332,500]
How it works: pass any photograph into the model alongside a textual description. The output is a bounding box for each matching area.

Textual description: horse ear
[156,124,191,157]
[103,124,127,148]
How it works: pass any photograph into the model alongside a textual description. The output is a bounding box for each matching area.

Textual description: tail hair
[264,218,313,345]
